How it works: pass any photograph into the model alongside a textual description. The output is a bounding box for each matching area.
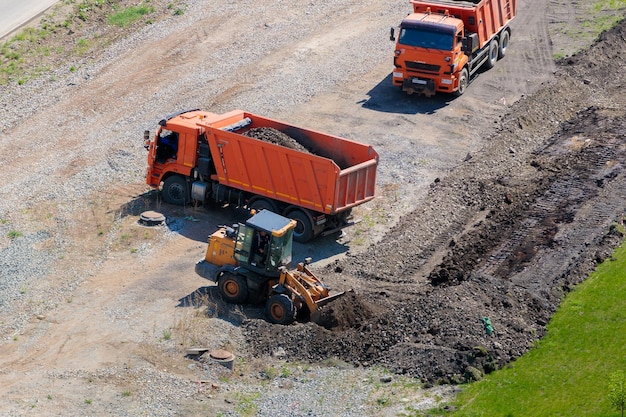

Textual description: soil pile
[244,127,312,154]
[243,19,626,384]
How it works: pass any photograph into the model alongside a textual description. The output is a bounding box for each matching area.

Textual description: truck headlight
[393,72,403,78]
[441,79,453,85]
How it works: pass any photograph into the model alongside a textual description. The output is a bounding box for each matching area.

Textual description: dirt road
[1,0,624,415]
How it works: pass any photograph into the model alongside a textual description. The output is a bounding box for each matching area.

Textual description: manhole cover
[209,349,234,361]
[209,349,235,370]
[139,210,165,226]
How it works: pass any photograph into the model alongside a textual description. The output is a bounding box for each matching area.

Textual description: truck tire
[266,294,296,325]
[454,68,469,97]
[218,273,248,304]
[249,197,278,213]
[287,209,314,243]
[162,175,189,205]
[485,39,499,69]
[498,30,510,59]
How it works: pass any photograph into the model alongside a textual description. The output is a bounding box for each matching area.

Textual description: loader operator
[253,231,270,266]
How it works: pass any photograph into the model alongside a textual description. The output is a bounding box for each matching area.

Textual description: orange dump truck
[390,0,517,96]
[144,109,378,242]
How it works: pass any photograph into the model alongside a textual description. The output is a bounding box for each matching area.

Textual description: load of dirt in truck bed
[243,127,313,154]
[243,20,626,384]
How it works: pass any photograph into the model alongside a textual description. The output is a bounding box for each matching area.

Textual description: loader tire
[218,273,248,304]
[266,294,296,325]
[162,175,189,206]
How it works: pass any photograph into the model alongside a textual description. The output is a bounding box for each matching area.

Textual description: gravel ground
[0,0,411,343]
[1,0,623,415]
[0,1,457,415]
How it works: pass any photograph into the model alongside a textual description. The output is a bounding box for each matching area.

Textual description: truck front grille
[405,61,440,73]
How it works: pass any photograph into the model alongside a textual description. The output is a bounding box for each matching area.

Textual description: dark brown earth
[244,127,313,154]
[243,20,626,384]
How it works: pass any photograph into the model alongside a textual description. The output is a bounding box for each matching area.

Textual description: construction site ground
[1,0,625,415]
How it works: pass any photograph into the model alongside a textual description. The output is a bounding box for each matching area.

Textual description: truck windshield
[398,27,453,51]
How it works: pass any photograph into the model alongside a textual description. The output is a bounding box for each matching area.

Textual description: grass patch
[74,37,91,55]
[108,4,155,27]
[7,230,23,239]
[549,0,626,59]
[0,0,174,84]
[233,392,260,417]
[446,240,626,416]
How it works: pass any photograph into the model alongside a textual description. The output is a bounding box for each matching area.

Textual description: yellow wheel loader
[195,210,344,325]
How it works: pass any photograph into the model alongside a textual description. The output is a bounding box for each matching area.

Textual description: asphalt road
[0,0,58,40]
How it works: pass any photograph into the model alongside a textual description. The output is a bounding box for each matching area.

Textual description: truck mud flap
[320,220,358,237]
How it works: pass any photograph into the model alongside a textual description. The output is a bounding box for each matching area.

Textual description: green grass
[233,392,260,417]
[447,240,626,417]
[7,230,23,239]
[108,4,155,27]
[550,0,626,59]
[0,0,164,84]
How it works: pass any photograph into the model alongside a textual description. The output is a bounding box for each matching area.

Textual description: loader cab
[234,210,296,275]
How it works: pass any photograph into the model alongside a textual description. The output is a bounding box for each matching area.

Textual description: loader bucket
[308,290,346,324]
[315,291,345,308]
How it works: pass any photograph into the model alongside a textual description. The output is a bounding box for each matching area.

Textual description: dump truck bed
[410,0,516,48]
[196,110,378,215]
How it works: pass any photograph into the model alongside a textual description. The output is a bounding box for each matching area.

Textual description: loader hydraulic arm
[278,262,344,323]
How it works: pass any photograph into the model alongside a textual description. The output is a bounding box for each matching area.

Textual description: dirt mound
[244,127,312,154]
[243,19,626,384]
[315,290,380,331]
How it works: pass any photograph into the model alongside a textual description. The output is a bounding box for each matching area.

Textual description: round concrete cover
[139,210,165,226]
[209,349,234,360]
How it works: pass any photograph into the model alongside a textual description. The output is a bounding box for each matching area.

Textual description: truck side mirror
[143,130,150,149]
[390,27,396,41]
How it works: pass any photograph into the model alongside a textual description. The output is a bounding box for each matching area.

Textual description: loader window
[398,27,453,51]
[234,224,254,263]
[267,229,293,269]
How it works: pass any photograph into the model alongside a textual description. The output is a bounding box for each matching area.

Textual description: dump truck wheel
[162,175,189,205]
[266,294,296,325]
[498,30,510,59]
[218,273,248,304]
[249,197,278,213]
[288,209,313,243]
[486,40,499,69]
[454,68,469,97]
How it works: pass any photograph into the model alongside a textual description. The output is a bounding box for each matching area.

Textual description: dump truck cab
[392,11,466,96]
[391,0,517,96]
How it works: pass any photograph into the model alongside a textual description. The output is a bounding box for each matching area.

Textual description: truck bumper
[402,77,436,97]
[195,259,219,282]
